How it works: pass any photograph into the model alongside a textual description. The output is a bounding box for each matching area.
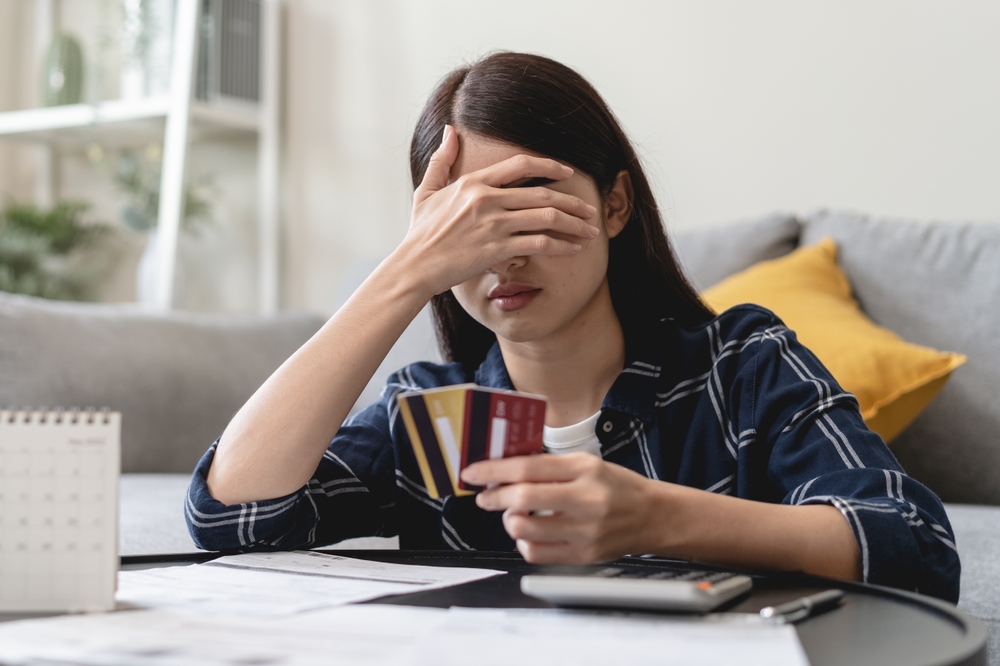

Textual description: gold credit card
[397,384,546,498]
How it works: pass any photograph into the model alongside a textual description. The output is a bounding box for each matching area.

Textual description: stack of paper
[118,551,504,614]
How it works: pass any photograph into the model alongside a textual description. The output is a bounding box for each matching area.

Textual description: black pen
[760,589,845,624]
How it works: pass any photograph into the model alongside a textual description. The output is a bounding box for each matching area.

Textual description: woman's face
[449,131,618,345]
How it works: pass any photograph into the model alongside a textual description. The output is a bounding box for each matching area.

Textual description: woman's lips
[488,284,541,312]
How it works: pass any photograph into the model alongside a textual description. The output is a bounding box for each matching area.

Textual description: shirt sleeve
[184,397,399,552]
[749,315,961,602]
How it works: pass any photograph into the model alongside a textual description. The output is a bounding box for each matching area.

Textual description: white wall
[0,1,36,202]
[3,1,999,314]
[282,0,1000,315]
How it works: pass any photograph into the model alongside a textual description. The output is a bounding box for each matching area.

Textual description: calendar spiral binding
[0,406,114,425]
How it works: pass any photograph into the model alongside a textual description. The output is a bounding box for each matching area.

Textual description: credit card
[397,384,546,498]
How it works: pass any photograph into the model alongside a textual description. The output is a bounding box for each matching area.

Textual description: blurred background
[0,0,997,316]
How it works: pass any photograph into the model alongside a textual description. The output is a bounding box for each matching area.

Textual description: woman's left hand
[460,453,659,564]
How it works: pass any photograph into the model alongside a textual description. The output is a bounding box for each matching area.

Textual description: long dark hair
[410,52,714,373]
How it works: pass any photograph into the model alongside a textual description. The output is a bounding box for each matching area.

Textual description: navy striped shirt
[186,305,961,602]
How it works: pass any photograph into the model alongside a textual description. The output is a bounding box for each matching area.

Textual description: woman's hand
[397,125,600,297]
[460,453,658,565]
[462,452,863,580]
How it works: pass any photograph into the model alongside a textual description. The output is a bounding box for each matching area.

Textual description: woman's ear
[604,170,633,239]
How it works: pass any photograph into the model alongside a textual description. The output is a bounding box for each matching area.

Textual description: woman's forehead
[450,131,546,178]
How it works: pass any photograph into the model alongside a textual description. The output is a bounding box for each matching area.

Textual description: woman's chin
[489,316,562,345]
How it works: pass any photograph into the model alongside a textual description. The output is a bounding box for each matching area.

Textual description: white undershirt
[543,410,603,457]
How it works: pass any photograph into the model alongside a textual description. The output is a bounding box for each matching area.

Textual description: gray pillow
[0,292,325,473]
[801,211,1000,505]
[670,213,800,290]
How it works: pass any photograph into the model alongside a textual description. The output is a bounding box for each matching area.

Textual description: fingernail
[562,164,573,175]
[461,467,480,484]
[586,204,598,217]
[571,243,583,252]
[588,226,600,237]
[441,124,450,146]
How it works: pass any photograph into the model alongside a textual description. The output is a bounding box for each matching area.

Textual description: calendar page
[0,409,120,612]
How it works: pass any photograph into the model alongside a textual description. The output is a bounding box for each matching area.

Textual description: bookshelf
[0,0,282,314]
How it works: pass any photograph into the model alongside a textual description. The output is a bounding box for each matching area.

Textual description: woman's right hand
[397,124,600,297]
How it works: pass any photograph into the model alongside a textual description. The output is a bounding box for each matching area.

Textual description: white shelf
[0,97,260,149]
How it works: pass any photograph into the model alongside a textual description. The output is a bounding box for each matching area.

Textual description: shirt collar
[472,326,665,426]
[474,342,515,390]
[601,323,664,426]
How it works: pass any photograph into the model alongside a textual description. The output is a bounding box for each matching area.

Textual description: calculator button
[646,571,681,580]
[704,573,734,583]
[593,567,626,577]
[616,570,647,578]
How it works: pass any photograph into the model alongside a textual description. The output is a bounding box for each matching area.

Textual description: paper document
[0,604,809,666]
[208,551,499,586]
[117,551,503,615]
[0,605,448,666]
[410,608,810,666]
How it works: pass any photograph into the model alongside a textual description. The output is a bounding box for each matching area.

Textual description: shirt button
[602,421,614,433]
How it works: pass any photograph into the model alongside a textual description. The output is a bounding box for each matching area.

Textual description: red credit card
[460,388,545,490]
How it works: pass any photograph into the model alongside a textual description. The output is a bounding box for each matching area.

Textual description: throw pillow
[702,237,966,442]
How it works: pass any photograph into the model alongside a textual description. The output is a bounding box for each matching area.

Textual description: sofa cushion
[702,238,966,443]
[0,292,325,473]
[801,211,1000,505]
[671,213,800,291]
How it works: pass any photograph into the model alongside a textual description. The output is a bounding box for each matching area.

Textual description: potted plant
[0,201,116,301]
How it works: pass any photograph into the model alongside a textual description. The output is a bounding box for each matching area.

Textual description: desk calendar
[0,408,120,612]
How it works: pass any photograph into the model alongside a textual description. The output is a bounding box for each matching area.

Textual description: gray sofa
[1,210,997,662]
[0,295,326,473]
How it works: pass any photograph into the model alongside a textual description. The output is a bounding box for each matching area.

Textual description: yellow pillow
[702,238,966,442]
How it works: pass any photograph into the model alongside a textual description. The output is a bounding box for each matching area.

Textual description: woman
[187,53,959,602]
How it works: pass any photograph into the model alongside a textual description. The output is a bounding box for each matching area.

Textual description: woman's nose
[485,255,529,275]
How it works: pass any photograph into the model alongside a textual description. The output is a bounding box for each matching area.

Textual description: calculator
[520,566,753,612]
